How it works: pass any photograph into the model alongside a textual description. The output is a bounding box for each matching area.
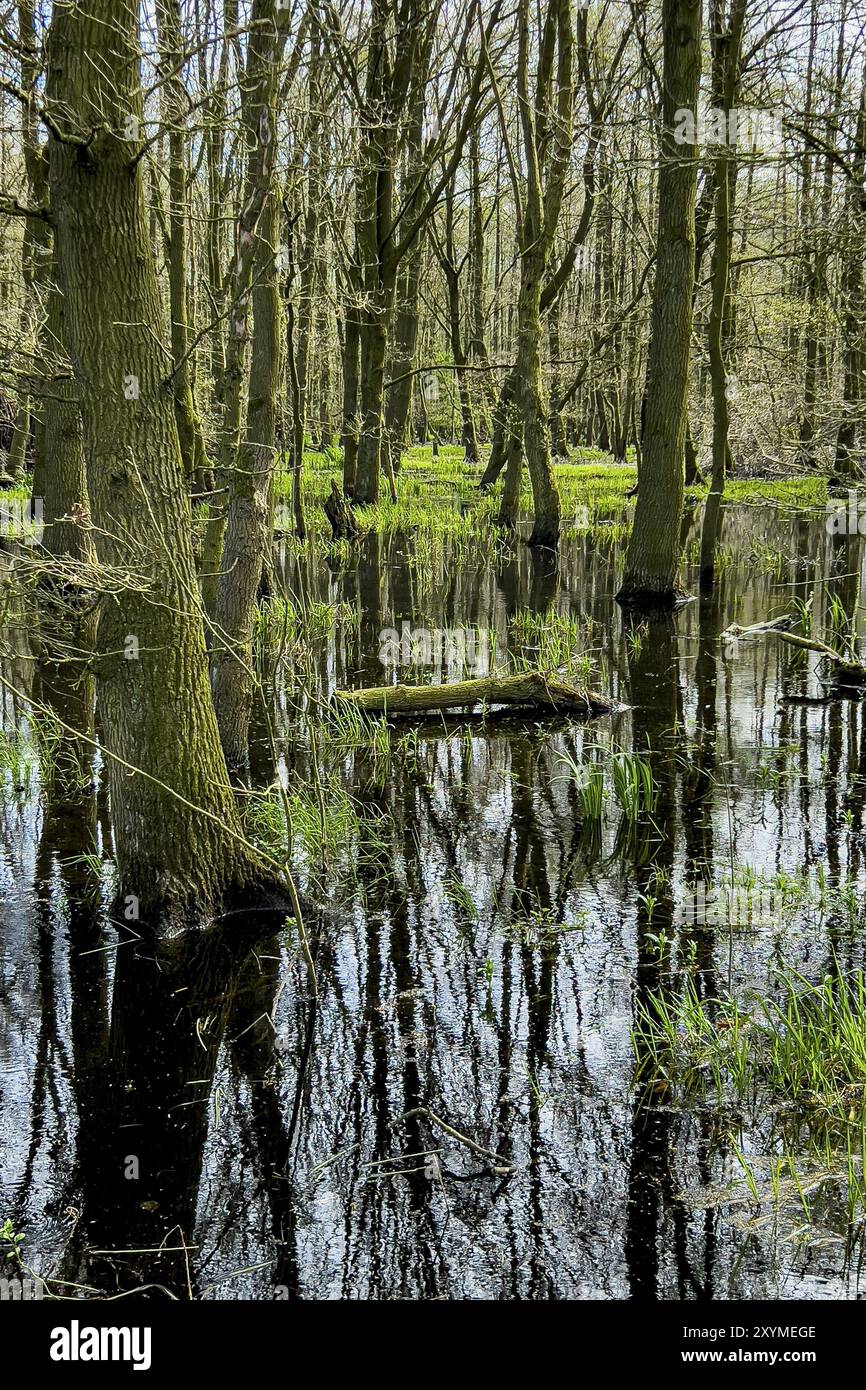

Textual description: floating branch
[724,617,866,686]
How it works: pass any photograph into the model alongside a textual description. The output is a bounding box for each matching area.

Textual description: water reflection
[2,501,866,1299]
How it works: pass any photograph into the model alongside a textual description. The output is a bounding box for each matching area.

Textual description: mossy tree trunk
[509,0,573,548]
[156,0,206,485]
[201,1,299,615]
[211,0,292,776]
[496,420,525,529]
[7,0,48,483]
[699,0,748,591]
[45,0,274,917]
[22,0,92,574]
[834,72,866,481]
[335,671,611,717]
[39,268,91,568]
[480,370,518,487]
[617,0,702,607]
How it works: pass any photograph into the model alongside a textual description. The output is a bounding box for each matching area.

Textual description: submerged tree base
[323,480,361,540]
[114,861,298,936]
[526,523,560,550]
[615,584,691,612]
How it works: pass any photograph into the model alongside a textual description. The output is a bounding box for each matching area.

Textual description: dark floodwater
[3,491,866,1300]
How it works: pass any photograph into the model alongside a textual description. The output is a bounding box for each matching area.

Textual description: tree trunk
[46,0,275,918]
[212,190,281,777]
[512,0,572,547]
[8,0,48,487]
[211,0,293,775]
[699,0,747,591]
[496,420,524,530]
[437,181,479,464]
[201,0,291,614]
[467,124,497,438]
[516,265,561,547]
[39,269,91,567]
[382,46,432,470]
[617,0,702,607]
[480,370,518,486]
[354,306,392,504]
[341,267,362,495]
[157,0,206,483]
[834,73,866,481]
[350,0,397,506]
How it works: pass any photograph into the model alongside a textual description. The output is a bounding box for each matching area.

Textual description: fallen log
[333,671,612,718]
[724,618,866,685]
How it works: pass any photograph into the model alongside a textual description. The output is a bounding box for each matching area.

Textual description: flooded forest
[2,0,866,1313]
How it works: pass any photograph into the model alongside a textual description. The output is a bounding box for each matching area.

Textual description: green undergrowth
[688,475,828,512]
[270,445,830,547]
[634,966,866,1234]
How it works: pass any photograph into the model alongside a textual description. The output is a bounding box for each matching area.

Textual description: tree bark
[157,0,206,483]
[834,72,866,481]
[212,191,282,777]
[341,258,362,495]
[201,0,297,614]
[617,0,702,607]
[211,0,295,775]
[512,0,572,548]
[699,0,747,592]
[46,0,275,918]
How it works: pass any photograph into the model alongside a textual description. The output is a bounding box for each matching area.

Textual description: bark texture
[46,0,273,917]
[211,0,290,776]
[617,0,702,606]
